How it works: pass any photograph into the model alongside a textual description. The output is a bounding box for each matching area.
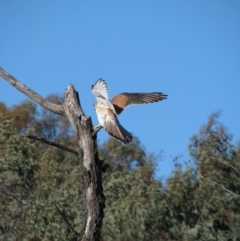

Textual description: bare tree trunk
[0,67,105,241]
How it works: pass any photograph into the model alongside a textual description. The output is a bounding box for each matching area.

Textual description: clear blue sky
[1,1,240,179]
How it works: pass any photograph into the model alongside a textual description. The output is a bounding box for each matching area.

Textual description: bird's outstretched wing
[111,92,168,115]
[92,79,109,100]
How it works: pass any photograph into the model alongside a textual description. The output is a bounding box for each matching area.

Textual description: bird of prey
[91,79,167,144]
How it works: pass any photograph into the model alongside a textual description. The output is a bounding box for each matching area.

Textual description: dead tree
[0,67,105,241]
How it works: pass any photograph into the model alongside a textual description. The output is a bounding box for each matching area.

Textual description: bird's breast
[95,105,116,127]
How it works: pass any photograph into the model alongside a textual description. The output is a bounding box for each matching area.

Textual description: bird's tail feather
[105,121,133,144]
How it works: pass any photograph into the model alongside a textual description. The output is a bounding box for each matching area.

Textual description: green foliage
[0,100,80,240]
[0,119,40,240]
[102,163,161,241]
[1,101,240,241]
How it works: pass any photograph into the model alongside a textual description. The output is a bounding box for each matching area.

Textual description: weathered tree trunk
[0,67,105,241]
[64,85,105,241]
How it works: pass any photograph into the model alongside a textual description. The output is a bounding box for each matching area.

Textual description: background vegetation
[0,97,239,241]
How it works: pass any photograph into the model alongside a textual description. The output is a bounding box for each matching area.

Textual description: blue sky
[1,1,240,179]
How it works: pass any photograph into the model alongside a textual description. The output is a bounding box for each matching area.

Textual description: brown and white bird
[92,79,167,144]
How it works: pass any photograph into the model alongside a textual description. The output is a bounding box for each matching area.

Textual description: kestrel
[92,79,167,144]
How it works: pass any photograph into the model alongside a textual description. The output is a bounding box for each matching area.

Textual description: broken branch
[25,134,78,155]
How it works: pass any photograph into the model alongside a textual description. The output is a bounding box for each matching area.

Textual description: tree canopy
[0,99,240,241]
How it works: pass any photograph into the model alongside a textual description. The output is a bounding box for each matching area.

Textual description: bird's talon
[92,125,102,135]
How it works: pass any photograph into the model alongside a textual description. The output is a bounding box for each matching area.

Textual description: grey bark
[0,68,65,115]
[0,67,105,241]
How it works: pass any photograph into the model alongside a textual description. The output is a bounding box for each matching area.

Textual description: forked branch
[0,67,105,241]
